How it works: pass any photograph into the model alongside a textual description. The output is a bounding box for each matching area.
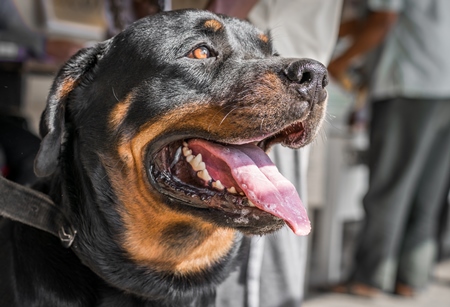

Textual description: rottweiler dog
[0,9,327,307]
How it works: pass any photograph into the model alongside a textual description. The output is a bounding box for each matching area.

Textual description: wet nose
[283,59,328,105]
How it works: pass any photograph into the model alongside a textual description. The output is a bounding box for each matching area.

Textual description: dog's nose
[283,59,328,105]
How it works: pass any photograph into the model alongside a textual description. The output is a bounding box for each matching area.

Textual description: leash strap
[0,175,76,248]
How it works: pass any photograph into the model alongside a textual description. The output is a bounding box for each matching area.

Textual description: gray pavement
[304,260,450,307]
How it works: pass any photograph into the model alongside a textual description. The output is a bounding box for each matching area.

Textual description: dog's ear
[34,40,111,177]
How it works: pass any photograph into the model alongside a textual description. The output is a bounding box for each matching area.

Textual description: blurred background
[1,0,449,306]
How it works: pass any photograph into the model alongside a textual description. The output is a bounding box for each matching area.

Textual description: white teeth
[248,200,256,207]
[198,162,206,171]
[228,187,237,194]
[182,147,192,156]
[197,169,212,182]
[192,161,206,171]
[183,142,241,196]
[186,155,194,163]
[212,180,225,191]
[191,154,203,171]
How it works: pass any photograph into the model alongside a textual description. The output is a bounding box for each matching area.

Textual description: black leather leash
[0,175,77,248]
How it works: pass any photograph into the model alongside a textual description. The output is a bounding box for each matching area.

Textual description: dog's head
[34,10,327,301]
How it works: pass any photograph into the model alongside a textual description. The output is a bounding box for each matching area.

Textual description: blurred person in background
[328,0,450,297]
[206,0,342,306]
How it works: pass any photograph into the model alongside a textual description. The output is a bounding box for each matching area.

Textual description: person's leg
[259,228,307,307]
[351,98,439,292]
[396,100,450,292]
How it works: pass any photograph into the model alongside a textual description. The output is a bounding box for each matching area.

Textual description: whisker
[218,104,261,127]
[112,87,119,102]
[207,105,232,132]
[219,106,242,126]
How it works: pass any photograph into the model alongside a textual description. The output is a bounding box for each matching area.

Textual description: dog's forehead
[121,9,272,59]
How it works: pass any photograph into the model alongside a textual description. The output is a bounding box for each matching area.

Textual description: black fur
[0,9,327,306]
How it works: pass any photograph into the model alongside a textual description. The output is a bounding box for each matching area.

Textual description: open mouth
[147,121,311,236]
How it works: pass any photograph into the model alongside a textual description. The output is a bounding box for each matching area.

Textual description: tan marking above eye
[204,19,223,32]
[259,33,269,43]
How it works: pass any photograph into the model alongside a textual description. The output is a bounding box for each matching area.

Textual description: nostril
[322,74,329,88]
[299,71,312,84]
[284,59,328,92]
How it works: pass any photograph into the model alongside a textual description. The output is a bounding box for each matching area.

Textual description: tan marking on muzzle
[259,33,269,43]
[109,93,133,130]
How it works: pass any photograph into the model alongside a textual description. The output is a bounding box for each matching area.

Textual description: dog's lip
[220,120,306,149]
[145,118,306,156]
[257,120,307,150]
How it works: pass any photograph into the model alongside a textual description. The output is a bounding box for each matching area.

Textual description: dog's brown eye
[189,46,211,59]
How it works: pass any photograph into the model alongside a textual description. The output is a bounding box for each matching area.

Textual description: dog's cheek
[119,201,236,274]
[101,134,236,275]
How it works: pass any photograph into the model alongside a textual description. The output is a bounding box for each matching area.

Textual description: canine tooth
[197,169,212,182]
[212,180,225,191]
[228,187,237,194]
[182,147,192,156]
[183,141,188,147]
[190,154,204,171]
[248,200,256,207]
[193,153,202,164]
[186,155,194,162]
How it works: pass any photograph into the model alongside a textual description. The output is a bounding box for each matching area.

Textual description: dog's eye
[188,46,212,59]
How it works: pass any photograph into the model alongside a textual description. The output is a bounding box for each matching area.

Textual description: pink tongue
[188,139,311,236]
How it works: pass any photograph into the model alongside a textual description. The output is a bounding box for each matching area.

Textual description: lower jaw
[149,164,284,234]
